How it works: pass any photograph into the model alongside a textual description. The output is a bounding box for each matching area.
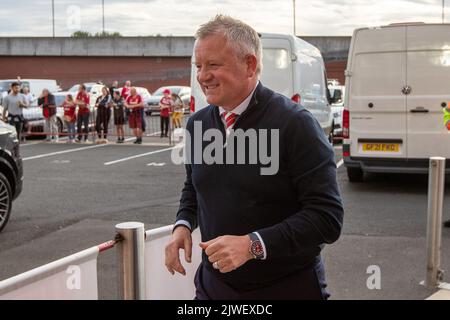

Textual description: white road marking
[147,162,166,167]
[20,142,43,147]
[52,160,71,164]
[146,131,162,137]
[23,144,108,161]
[337,159,344,168]
[104,146,180,166]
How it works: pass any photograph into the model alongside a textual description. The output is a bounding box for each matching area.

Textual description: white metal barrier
[144,225,201,300]
[0,224,200,300]
[0,246,100,300]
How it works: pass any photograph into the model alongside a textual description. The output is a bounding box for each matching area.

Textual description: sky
[0,0,447,37]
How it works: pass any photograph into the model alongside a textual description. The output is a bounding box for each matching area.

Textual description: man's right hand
[165,225,192,276]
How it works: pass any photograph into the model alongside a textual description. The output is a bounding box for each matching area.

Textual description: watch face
[251,240,264,257]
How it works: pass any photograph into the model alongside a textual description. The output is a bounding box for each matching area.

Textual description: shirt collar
[218,81,259,116]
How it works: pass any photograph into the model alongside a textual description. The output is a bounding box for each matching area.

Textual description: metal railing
[423,157,449,290]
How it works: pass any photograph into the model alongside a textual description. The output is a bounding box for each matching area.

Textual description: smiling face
[194,34,258,110]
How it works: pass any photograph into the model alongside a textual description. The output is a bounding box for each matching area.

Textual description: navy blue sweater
[176,83,343,291]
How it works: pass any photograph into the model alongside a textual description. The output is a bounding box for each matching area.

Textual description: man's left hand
[199,235,254,273]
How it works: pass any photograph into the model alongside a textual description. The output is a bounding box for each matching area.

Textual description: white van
[189,33,333,141]
[343,23,450,182]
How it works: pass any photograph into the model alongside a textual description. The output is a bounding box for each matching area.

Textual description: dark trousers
[194,259,329,300]
[77,113,90,141]
[160,116,169,136]
[96,107,109,139]
[141,109,146,132]
[8,115,23,142]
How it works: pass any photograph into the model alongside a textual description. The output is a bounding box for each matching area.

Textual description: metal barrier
[22,108,189,146]
[0,239,116,299]
[116,222,146,300]
[422,157,450,290]
[0,223,200,300]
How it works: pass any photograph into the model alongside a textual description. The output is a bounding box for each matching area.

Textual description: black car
[0,120,23,232]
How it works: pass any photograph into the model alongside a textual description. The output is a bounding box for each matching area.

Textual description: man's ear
[245,54,258,78]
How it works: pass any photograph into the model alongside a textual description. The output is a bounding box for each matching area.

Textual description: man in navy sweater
[165,15,344,300]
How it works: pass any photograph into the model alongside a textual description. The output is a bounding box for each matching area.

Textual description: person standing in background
[62,94,77,143]
[171,92,184,129]
[95,86,112,141]
[37,89,58,142]
[20,86,34,141]
[2,82,28,142]
[75,84,90,142]
[112,90,125,143]
[159,89,172,137]
[125,87,144,144]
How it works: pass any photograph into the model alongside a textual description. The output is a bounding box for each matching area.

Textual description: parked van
[343,23,450,182]
[329,84,345,139]
[190,33,333,141]
[0,79,60,103]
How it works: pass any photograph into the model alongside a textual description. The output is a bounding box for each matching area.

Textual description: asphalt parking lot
[0,139,449,299]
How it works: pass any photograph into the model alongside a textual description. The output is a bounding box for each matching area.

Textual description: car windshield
[69,84,93,92]
[138,89,150,99]
[153,87,181,95]
[54,95,67,107]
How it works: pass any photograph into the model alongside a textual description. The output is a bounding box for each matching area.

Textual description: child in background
[112,90,125,143]
[62,94,77,143]
[159,89,173,138]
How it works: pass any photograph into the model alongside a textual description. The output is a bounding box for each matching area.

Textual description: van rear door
[348,27,407,159]
[406,25,450,159]
[260,37,294,98]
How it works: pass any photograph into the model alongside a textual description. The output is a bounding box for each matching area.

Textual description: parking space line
[337,159,344,168]
[23,144,109,161]
[20,142,43,147]
[104,146,180,166]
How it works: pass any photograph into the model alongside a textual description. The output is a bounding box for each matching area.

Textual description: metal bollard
[425,157,445,288]
[115,222,146,299]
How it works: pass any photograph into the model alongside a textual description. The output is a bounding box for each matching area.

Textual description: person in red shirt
[75,84,90,142]
[121,80,131,100]
[125,87,144,144]
[159,89,173,138]
[62,94,77,143]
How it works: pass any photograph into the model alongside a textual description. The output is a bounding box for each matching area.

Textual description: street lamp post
[443,0,445,23]
[102,0,105,34]
[293,0,296,36]
[52,0,55,37]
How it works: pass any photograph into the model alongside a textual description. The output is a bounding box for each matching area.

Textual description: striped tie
[222,112,237,129]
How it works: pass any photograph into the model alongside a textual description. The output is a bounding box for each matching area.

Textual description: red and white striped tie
[222,112,237,129]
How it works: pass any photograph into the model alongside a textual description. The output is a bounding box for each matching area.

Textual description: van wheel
[0,172,13,232]
[347,167,364,182]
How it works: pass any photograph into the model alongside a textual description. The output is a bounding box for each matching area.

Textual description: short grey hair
[195,15,263,76]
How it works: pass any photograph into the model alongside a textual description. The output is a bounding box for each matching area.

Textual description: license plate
[362,143,399,152]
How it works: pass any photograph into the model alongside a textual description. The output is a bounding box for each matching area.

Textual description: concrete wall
[0,36,350,61]
[0,37,195,57]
